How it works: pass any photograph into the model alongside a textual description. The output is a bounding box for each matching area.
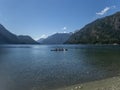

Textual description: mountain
[0,24,38,44]
[37,38,45,44]
[0,24,20,44]
[66,12,120,44]
[37,33,72,44]
[18,35,38,44]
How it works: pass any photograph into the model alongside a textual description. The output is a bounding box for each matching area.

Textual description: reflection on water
[0,45,120,90]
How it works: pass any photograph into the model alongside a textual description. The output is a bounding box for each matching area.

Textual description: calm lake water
[0,45,120,90]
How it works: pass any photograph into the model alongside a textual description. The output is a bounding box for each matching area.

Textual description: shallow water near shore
[0,44,120,90]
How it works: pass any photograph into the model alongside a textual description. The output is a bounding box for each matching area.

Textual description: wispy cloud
[96,6,116,16]
[111,5,116,9]
[96,7,110,15]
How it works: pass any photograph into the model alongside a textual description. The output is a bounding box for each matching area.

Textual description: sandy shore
[56,76,120,90]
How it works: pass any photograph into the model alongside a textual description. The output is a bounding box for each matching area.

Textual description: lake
[0,45,120,90]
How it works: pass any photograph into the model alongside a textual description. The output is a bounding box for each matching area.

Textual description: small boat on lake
[51,48,68,51]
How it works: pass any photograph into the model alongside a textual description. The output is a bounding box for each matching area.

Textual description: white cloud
[63,31,67,33]
[96,6,116,16]
[62,27,67,30]
[96,7,110,15]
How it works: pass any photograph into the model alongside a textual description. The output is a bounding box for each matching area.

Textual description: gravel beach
[56,76,120,90]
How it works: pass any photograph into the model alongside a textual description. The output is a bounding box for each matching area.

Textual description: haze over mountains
[0,24,38,44]
[37,33,72,44]
[66,12,120,44]
[1,12,120,44]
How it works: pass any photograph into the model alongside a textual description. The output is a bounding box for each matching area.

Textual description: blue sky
[0,0,120,40]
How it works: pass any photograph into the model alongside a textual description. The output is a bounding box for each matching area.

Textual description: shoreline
[56,76,120,90]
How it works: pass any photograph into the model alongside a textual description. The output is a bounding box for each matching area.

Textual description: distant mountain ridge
[66,12,120,44]
[18,35,38,44]
[0,24,38,44]
[38,33,72,44]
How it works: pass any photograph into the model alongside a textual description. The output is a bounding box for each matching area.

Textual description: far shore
[56,76,120,90]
